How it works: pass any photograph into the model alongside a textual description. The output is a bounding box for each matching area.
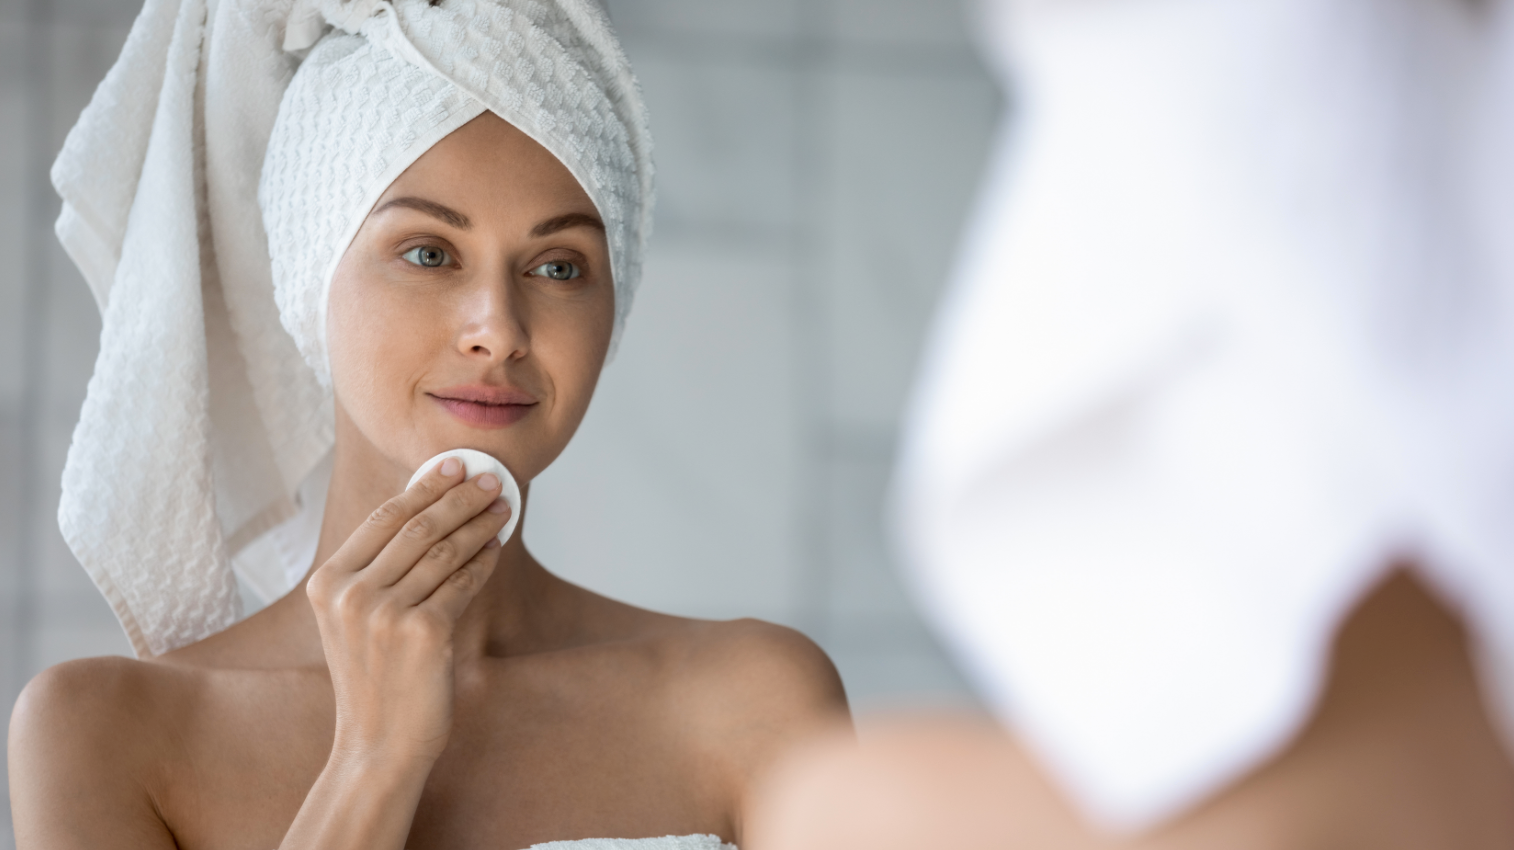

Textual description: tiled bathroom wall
[0,1,1003,843]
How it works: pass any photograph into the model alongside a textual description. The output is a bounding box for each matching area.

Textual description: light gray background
[0,0,1002,843]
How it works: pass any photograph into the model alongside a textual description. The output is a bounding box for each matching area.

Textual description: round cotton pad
[407,449,523,545]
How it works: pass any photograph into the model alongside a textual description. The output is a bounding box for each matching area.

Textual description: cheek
[326,267,433,419]
[535,289,614,425]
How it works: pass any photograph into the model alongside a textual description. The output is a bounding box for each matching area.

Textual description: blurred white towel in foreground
[894,0,1514,831]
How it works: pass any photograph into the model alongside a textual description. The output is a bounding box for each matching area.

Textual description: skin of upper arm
[8,658,179,850]
[680,620,852,841]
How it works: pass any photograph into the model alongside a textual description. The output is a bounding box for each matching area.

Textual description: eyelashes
[401,245,453,268]
[397,245,585,282]
[529,260,580,281]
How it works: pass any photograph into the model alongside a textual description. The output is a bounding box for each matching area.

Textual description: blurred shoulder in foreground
[748,571,1514,850]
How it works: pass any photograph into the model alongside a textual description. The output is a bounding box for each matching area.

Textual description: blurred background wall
[0,0,1002,843]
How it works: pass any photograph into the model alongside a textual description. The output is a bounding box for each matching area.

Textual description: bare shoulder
[672,618,848,718]
[9,657,188,846]
[11,654,191,752]
[9,655,202,775]
[645,618,851,790]
[561,583,848,719]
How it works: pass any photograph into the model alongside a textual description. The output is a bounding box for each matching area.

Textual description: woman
[8,1,848,847]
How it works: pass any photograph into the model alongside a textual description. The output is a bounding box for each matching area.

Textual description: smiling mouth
[428,394,537,429]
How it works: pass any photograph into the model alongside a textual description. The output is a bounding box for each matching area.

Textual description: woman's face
[327,112,614,485]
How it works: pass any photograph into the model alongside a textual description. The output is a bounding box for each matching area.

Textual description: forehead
[376,112,597,222]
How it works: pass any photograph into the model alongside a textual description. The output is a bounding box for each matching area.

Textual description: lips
[428,386,537,429]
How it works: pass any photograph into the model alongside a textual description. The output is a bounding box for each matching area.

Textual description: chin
[414,423,540,478]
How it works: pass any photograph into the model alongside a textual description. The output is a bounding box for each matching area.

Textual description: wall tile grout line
[5,3,49,844]
[11,0,48,731]
[788,1,838,647]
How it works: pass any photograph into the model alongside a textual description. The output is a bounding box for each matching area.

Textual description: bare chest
[157,672,730,850]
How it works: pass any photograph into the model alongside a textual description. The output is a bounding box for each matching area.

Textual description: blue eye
[530,260,581,281]
[402,245,452,268]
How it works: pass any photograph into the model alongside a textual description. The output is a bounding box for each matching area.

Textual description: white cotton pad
[407,448,522,545]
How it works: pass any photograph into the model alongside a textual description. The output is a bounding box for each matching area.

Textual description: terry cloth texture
[52,0,653,658]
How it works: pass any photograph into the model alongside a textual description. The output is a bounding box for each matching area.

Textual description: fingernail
[478,473,500,491]
[440,457,461,476]
[487,497,509,514]
[484,537,502,549]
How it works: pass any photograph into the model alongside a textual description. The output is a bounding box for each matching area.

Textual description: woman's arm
[278,459,509,849]
[680,621,851,846]
[8,658,182,849]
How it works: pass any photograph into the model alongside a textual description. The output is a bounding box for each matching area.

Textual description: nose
[455,276,529,364]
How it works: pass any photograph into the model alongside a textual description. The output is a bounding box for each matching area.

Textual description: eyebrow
[372,198,604,239]
[531,212,605,238]
[373,197,472,229]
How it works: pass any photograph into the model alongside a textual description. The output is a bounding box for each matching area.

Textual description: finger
[361,471,503,586]
[323,456,468,574]
[419,542,502,623]
[390,497,511,605]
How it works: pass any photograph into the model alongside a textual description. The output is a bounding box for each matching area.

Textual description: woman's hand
[307,456,511,767]
[277,458,511,850]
